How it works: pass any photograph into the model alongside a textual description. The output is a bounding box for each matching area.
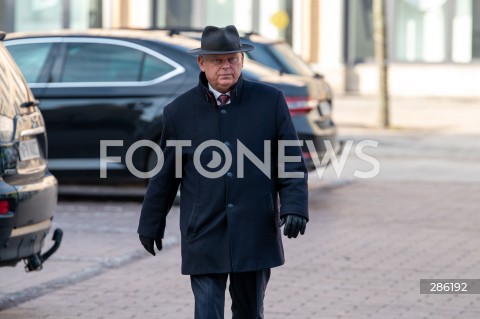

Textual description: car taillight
[285,97,317,116]
[0,200,9,215]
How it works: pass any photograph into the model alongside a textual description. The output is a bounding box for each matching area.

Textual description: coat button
[220,109,227,115]
[227,203,234,209]
[227,172,233,178]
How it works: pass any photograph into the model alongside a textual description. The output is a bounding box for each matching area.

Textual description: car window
[141,53,175,81]
[245,45,284,71]
[268,43,316,76]
[5,43,53,83]
[0,45,30,117]
[246,42,315,77]
[61,43,143,82]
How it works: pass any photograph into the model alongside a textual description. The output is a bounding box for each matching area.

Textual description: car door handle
[127,101,153,109]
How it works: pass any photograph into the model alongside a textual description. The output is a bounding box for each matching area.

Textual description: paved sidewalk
[2,180,479,319]
[332,95,480,134]
[1,95,479,318]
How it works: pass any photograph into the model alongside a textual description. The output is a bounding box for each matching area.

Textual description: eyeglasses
[204,56,240,66]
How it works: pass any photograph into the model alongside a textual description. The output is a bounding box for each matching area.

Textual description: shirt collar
[208,83,230,101]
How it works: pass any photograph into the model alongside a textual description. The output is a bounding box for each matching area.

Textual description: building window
[395,0,447,62]
[14,0,63,31]
[394,0,479,63]
[9,0,101,32]
[70,0,102,29]
[0,1,9,31]
[155,0,193,28]
[452,0,480,62]
[204,0,236,29]
[345,0,375,64]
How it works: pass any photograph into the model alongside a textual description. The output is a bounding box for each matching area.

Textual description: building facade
[1,0,479,97]
[314,0,480,97]
[0,0,291,39]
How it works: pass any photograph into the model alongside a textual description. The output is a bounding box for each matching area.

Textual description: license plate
[318,101,331,116]
[19,139,40,161]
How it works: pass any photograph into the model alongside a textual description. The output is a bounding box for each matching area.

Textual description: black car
[0,32,62,271]
[5,29,338,182]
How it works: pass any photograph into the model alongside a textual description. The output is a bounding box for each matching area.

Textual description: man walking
[138,25,308,319]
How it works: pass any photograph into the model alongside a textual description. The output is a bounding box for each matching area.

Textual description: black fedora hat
[189,25,255,55]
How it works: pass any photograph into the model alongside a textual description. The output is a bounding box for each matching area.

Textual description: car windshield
[249,42,315,76]
[268,42,316,77]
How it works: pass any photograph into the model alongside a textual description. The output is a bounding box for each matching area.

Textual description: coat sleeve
[275,91,309,220]
[137,107,181,238]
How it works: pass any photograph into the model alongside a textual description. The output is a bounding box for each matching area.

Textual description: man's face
[198,53,244,93]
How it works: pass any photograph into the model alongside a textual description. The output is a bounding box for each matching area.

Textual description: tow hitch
[24,228,63,272]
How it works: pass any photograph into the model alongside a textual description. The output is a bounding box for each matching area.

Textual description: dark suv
[0,32,61,271]
[5,29,339,182]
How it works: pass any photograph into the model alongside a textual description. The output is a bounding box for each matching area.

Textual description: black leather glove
[280,214,307,238]
[139,234,163,256]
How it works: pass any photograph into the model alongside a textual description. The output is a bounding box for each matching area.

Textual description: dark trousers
[190,269,271,319]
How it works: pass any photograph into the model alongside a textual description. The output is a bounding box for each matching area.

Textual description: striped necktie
[217,94,230,106]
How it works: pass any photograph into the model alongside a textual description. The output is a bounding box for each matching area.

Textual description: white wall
[128,0,151,28]
[315,0,346,95]
[334,63,480,97]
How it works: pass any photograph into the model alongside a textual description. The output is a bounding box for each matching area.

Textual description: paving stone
[2,96,480,318]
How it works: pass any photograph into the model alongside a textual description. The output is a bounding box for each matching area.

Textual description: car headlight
[0,115,14,143]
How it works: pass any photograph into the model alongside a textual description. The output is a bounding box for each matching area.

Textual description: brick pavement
[1,96,480,318]
[2,179,480,319]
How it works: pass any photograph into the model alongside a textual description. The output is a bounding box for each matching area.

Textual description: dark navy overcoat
[138,73,308,275]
